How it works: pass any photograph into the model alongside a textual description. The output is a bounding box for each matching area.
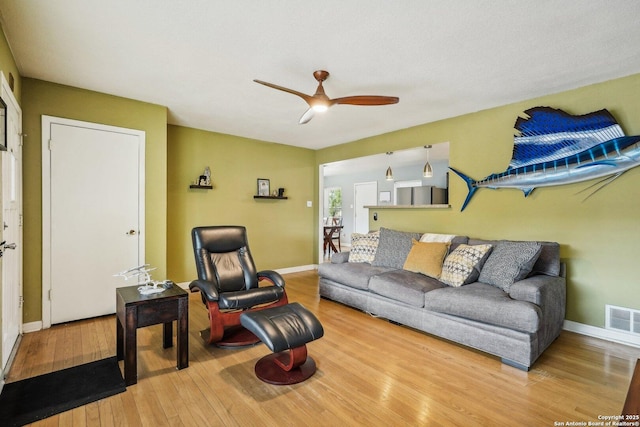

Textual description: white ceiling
[1,1,640,150]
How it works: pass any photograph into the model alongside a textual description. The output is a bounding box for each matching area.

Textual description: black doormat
[0,356,126,426]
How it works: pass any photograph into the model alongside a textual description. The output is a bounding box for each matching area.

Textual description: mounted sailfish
[450,107,640,211]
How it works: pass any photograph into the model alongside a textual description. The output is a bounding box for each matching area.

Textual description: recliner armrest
[189,279,220,302]
[258,270,285,288]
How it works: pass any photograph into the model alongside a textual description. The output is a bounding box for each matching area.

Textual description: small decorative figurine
[114,264,174,295]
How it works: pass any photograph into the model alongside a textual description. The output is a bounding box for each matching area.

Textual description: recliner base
[254,351,317,385]
[199,325,261,348]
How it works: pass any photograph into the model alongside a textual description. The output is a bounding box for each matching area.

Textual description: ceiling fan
[253,70,399,124]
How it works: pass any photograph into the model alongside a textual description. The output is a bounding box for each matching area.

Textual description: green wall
[166,125,316,282]
[21,78,168,323]
[317,72,640,327]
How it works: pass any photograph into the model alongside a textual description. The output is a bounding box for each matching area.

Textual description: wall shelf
[254,195,288,200]
[189,185,213,190]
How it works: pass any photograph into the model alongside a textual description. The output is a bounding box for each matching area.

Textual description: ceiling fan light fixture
[312,104,329,113]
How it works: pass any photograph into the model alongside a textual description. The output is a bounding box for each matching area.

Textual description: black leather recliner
[189,225,288,346]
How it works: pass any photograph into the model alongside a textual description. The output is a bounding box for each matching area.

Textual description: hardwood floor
[6,270,640,426]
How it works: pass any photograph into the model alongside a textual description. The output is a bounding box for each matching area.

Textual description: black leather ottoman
[240,302,324,385]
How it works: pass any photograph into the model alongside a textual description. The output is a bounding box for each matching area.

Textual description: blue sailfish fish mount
[450,107,640,211]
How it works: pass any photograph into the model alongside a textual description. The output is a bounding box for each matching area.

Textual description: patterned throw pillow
[348,231,380,263]
[440,244,493,287]
[403,239,450,279]
[372,228,422,269]
[478,241,543,291]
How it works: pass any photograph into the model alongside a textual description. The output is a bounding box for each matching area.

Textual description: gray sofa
[317,227,566,370]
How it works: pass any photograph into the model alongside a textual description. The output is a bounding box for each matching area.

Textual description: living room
[1,2,640,424]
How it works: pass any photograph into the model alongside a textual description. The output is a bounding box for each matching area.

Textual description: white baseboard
[275,264,317,274]
[564,319,640,348]
[23,321,43,333]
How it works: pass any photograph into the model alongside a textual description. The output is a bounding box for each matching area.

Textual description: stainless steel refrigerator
[397,186,448,205]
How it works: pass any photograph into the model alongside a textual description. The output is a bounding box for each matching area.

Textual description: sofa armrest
[508,275,564,306]
[508,272,566,346]
[331,251,350,264]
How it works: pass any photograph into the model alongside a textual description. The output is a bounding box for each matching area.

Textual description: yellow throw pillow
[403,239,450,279]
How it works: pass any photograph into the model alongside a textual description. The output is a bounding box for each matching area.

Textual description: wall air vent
[606,305,640,335]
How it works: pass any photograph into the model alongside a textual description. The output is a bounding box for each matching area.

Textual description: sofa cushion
[317,262,393,290]
[348,231,379,263]
[402,240,449,279]
[478,241,542,291]
[369,270,445,307]
[440,243,493,287]
[372,228,421,269]
[424,282,542,333]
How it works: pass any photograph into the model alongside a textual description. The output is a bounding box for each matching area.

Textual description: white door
[2,75,23,370]
[42,117,145,326]
[353,182,377,234]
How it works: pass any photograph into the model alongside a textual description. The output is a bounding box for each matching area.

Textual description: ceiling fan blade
[299,107,315,124]
[253,79,313,104]
[331,95,399,106]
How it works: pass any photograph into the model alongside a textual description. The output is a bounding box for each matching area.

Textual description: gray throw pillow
[478,241,542,291]
[371,228,421,269]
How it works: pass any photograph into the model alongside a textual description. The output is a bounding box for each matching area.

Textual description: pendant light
[385,152,394,180]
[423,145,433,178]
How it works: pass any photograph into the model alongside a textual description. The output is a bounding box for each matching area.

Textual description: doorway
[353,182,377,234]
[42,117,145,327]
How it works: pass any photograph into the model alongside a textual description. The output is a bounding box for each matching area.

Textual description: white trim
[22,321,43,333]
[564,320,640,348]
[41,116,146,329]
[275,264,317,274]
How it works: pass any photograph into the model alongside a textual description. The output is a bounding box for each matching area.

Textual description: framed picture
[379,191,391,203]
[257,178,270,196]
[0,97,6,151]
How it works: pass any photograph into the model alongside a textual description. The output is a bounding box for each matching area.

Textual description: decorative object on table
[278,187,285,197]
[257,178,270,196]
[450,107,640,211]
[113,264,174,295]
[254,70,399,125]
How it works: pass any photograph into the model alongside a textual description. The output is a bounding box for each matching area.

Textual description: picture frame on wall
[0,97,6,151]
[257,178,270,196]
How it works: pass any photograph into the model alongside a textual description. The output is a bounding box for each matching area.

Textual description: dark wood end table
[116,283,189,385]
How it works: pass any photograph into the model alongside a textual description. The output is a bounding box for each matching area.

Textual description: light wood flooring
[6,270,640,426]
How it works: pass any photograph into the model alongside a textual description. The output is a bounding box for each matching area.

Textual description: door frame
[41,116,146,328]
[1,72,23,371]
[353,181,377,234]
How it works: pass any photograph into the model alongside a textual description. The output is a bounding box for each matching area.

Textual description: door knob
[126,230,137,235]
[3,242,16,250]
